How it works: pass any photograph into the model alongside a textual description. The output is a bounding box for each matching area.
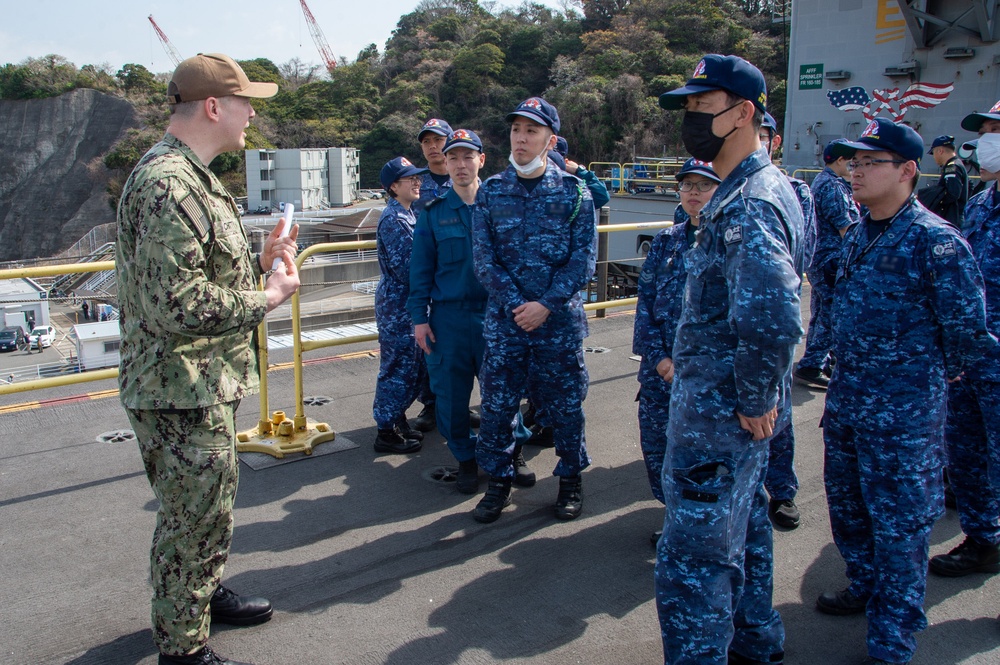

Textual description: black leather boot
[210,585,273,625]
[159,644,253,665]
[473,477,512,523]
[554,474,583,520]
[512,445,536,487]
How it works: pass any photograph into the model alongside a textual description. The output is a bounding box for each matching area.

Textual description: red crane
[148,14,183,67]
[298,0,337,73]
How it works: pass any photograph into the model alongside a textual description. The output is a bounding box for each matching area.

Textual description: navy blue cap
[418,118,453,140]
[506,97,561,133]
[379,156,428,190]
[443,129,483,153]
[823,138,851,164]
[927,134,955,154]
[829,118,925,163]
[659,54,768,114]
[762,112,778,135]
[547,150,567,172]
[961,99,1000,132]
[554,136,569,157]
[676,158,720,183]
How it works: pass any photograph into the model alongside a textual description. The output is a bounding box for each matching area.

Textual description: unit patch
[931,240,957,259]
[723,225,743,245]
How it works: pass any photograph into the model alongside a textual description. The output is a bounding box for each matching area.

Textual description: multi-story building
[245,147,360,211]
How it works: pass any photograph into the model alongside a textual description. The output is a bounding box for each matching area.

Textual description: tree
[116,63,158,95]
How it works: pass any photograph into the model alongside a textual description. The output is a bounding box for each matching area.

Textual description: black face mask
[680,102,742,162]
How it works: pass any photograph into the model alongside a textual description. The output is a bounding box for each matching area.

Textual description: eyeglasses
[846,158,906,172]
[678,180,716,192]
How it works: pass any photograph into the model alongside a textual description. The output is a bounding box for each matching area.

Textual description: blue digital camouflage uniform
[415,171,452,214]
[116,133,268,655]
[764,177,815,505]
[824,197,995,664]
[633,205,692,503]
[655,148,804,665]
[945,184,1000,548]
[407,188,488,463]
[374,197,428,430]
[473,161,596,479]
[799,166,859,372]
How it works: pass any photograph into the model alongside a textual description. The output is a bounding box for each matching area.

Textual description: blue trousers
[638,382,671,504]
[823,414,942,663]
[373,331,427,430]
[764,422,798,502]
[799,265,836,371]
[945,378,1000,546]
[655,418,782,665]
[478,330,589,479]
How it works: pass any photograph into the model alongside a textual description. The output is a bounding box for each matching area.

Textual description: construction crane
[298,0,337,74]
[148,14,183,67]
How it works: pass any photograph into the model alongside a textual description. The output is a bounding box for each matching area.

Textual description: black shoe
[929,536,1000,577]
[210,585,272,626]
[468,409,481,428]
[473,477,512,523]
[860,659,908,665]
[414,403,436,432]
[768,498,800,529]
[793,365,829,390]
[728,649,784,665]
[374,428,422,454]
[816,588,868,615]
[159,645,253,665]
[650,530,662,546]
[512,446,536,487]
[456,459,479,495]
[527,424,554,448]
[555,475,583,520]
[396,419,424,442]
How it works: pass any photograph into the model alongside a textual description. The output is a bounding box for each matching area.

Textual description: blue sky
[2,0,571,75]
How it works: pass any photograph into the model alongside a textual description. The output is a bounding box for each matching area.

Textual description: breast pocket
[853,254,923,338]
[682,246,727,323]
[538,215,570,263]
[437,223,469,265]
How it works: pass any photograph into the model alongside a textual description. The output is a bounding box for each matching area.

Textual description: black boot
[473,477,512,523]
[512,445,536,487]
[159,644,253,665]
[414,403,436,432]
[468,409,481,428]
[456,459,479,494]
[374,428,422,454]
[555,474,583,520]
[527,424,554,447]
[210,584,272,625]
[396,418,424,442]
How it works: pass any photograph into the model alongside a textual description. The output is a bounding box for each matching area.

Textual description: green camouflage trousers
[128,401,239,656]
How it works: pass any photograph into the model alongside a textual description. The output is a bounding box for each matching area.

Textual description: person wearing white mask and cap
[928,100,1000,589]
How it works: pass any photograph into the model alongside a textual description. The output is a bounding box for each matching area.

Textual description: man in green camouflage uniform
[116,53,301,665]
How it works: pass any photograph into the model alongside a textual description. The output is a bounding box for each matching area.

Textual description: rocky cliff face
[0,89,138,262]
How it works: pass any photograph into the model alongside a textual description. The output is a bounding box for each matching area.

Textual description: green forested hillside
[0,0,786,200]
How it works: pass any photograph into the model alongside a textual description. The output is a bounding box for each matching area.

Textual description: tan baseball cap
[167,53,278,104]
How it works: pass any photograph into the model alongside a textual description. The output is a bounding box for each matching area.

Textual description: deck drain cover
[97,430,136,444]
[303,395,332,406]
[423,465,459,484]
[584,346,610,354]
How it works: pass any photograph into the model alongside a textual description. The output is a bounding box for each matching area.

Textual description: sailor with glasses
[816,117,996,665]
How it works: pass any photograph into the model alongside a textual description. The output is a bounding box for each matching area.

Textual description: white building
[245,147,360,211]
[70,320,120,371]
[0,276,51,331]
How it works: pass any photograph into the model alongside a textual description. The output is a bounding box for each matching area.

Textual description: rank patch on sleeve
[931,240,956,259]
[723,224,743,245]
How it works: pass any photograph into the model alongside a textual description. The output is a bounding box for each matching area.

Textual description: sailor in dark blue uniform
[472,97,596,524]
[655,55,804,665]
[372,157,429,454]
[632,159,719,540]
[816,118,995,665]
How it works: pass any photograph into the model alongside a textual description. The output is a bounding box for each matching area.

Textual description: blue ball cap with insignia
[829,118,925,163]
[659,54,768,114]
[554,136,570,157]
[762,112,778,136]
[961,99,1000,133]
[418,118,453,141]
[823,138,852,164]
[506,97,561,133]
[443,129,483,154]
[927,134,955,154]
[676,158,721,183]
[379,156,428,191]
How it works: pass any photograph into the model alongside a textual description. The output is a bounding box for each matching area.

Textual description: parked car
[236,203,245,215]
[0,326,27,352]
[29,325,56,350]
[253,205,272,214]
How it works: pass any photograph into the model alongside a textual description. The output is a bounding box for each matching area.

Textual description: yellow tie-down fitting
[237,409,335,459]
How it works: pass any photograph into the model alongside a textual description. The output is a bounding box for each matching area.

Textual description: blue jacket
[963,184,1000,381]
[473,162,597,340]
[415,171,452,214]
[789,176,817,274]
[375,197,418,336]
[407,187,487,325]
[810,166,859,271]
[672,148,804,420]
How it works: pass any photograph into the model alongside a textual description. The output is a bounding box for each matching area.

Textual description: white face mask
[977,133,1000,173]
[509,146,548,176]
